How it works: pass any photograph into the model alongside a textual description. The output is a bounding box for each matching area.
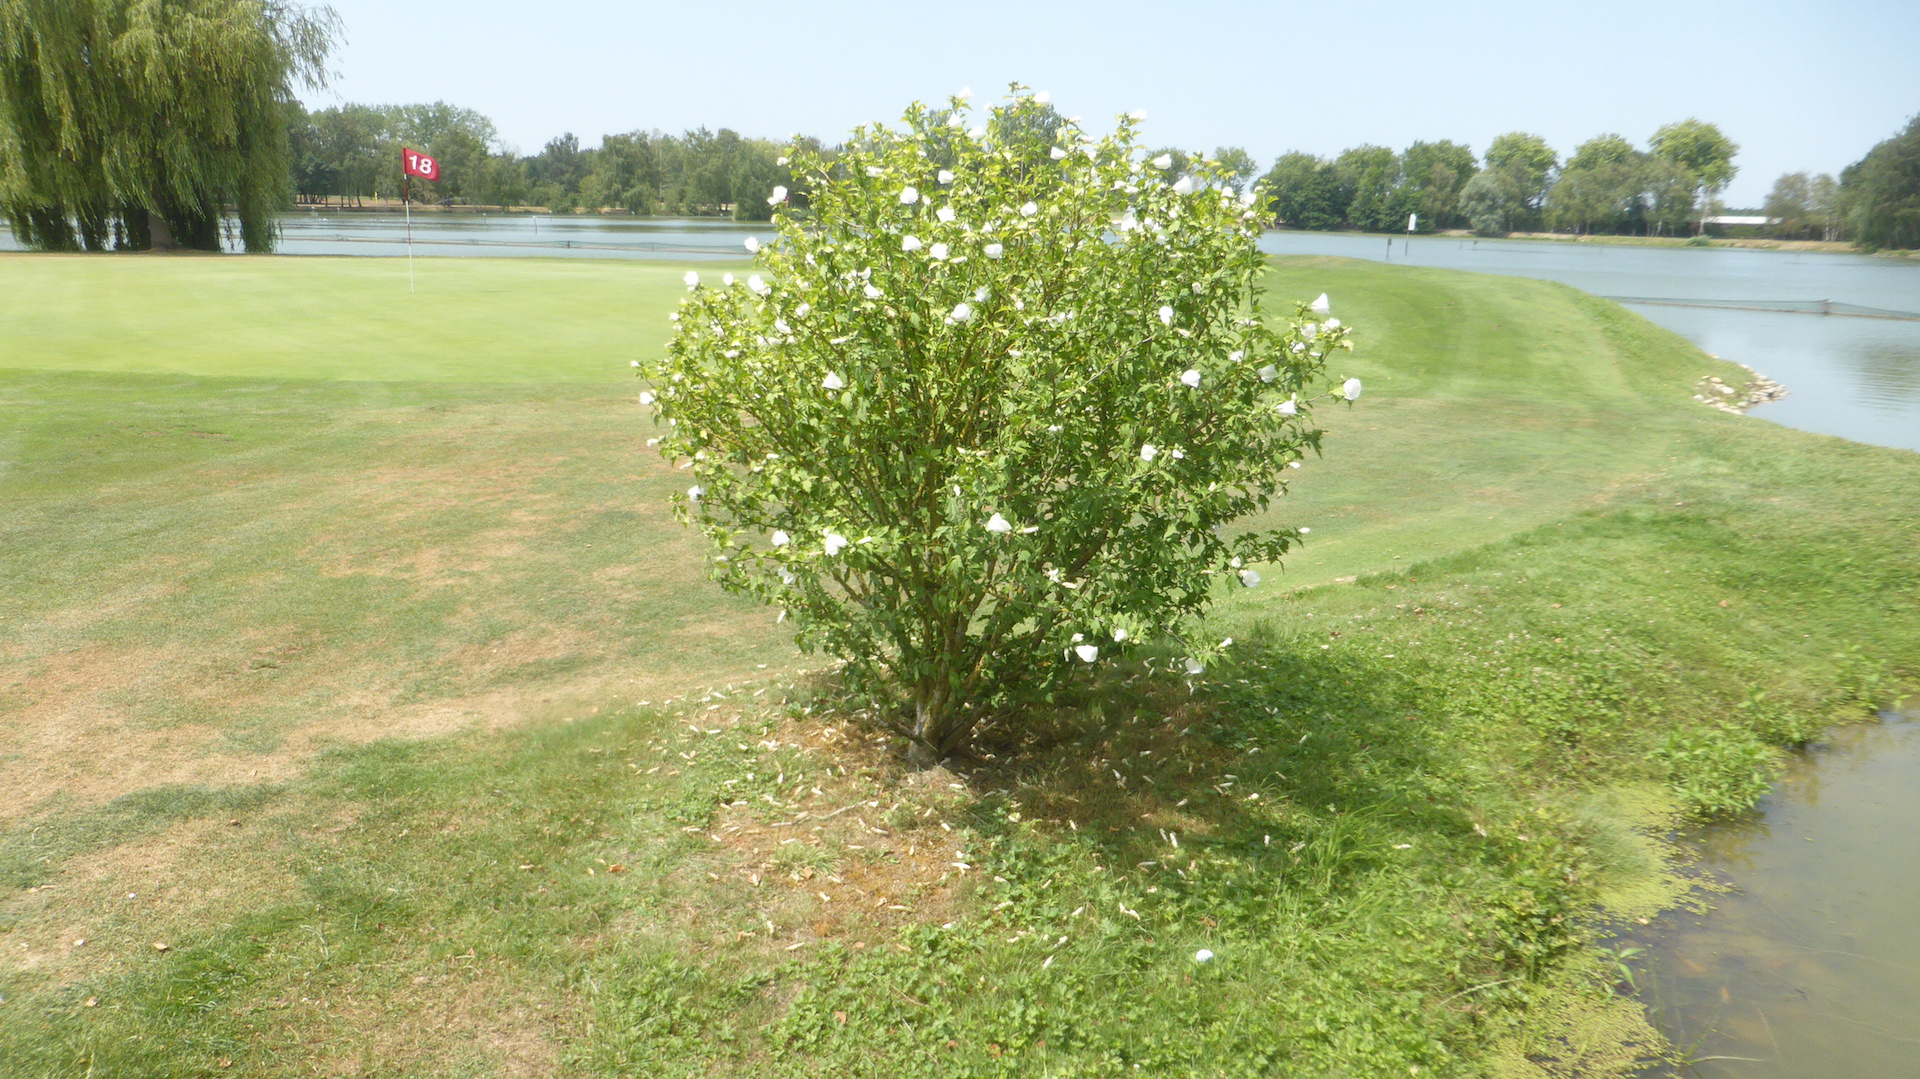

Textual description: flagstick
[404,174,415,295]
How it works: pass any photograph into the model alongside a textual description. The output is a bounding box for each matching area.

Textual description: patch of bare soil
[0,814,301,986]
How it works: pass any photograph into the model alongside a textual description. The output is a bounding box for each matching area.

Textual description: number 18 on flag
[403,148,439,182]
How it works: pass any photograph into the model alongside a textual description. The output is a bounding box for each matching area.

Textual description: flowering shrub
[642,87,1356,766]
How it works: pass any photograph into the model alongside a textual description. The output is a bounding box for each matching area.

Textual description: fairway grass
[2,254,1915,1077]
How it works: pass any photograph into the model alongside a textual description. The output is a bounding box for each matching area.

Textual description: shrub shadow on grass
[952,632,1483,901]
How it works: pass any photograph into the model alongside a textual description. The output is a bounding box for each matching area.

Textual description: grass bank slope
[1,255,1915,1077]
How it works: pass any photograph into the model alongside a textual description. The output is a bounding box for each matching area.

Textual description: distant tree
[531,132,589,196]
[1484,132,1559,227]
[1634,155,1698,237]
[1459,168,1518,235]
[1211,146,1259,195]
[1548,134,1641,234]
[1399,139,1476,230]
[584,131,661,214]
[728,138,787,222]
[0,0,336,251]
[1650,118,1738,234]
[1762,172,1812,239]
[1808,172,1845,242]
[1259,152,1345,230]
[1334,144,1404,232]
[1841,114,1920,251]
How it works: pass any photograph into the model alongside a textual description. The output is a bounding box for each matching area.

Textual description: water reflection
[1633,711,1920,1077]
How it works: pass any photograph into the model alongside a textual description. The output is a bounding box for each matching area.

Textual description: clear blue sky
[300,0,1919,207]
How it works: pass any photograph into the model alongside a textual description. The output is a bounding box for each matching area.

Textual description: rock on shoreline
[1694,360,1788,414]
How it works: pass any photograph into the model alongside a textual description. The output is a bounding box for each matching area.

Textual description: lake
[1630,711,1920,1077]
[1254,232,1920,455]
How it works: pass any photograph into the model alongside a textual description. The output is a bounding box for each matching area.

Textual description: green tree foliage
[1650,118,1738,234]
[1841,114,1920,251]
[1459,167,1516,235]
[1334,144,1405,232]
[1547,134,1641,234]
[641,90,1355,765]
[1482,132,1558,230]
[1259,151,1346,230]
[1763,171,1813,239]
[1399,139,1475,230]
[1211,145,1259,195]
[0,0,335,251]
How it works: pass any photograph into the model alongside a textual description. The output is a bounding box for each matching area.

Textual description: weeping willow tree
[0,0,335,252]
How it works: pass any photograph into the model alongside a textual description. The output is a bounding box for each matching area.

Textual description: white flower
[1310,293,1331,314]
[949,301,973,323]
[1343,378,1363,401]
[1020,201,1039,217]
[974,287,989,303]
[1129,109,1148,121]
[687,485,704,502]
[1140,443,1158,461]
[779,568,795,584]
[823,531,849,557]
[638,390,656,405]
[1151,154,1173,170]
[1172,176,1194,195]
[1050,146,1067,160]
[744,236,760,253]
[771,530,790,547]
[768,185,788,205]
[776,156,788,166]
[1180,369,1201,388]
[748,274,770,296]
[796,302,811,317]
[1191,282,1204,295]
[984,242,1004,259]
[722,273,735,287]
[1033,91,1050,104]
[1169,447,1185,459]
[1276,397,1298,416]
[1239,569,1261,588]
[1228,350,1244,363]
[1289,460,1301,469]
[683,270,700,289]
[1299,526,1311,534]
[937,169,955,184]
[774,318,791,335]
[968,126,985,139]
[956,85,973,102]
[902,235,924,253]
[823,371,845,390]
[1183,658,1205,674]
[1258,364,1279,383]
[936,205,956,224]
[1194,948,1214,963]
[865,165,883,178]
[1074,643,1099,663]
[1326,317,1341,329]
[985,512,1012,533]
[930,242,950,261]
[899,186,920,205]
[863,283,882,299]
[1158,306,1174,326]
[1240,190,1258,206]
[1113,627,1128,642]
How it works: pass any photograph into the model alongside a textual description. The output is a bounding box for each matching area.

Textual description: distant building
[1704,215,1775,227]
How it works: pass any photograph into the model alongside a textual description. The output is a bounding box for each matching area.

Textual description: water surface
[1632,711,1920,1077]
[1257,232,1920,454]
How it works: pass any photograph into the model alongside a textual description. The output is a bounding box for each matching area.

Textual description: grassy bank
[1,254,1915,1077]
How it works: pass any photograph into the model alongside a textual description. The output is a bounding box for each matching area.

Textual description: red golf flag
[402,147,439,182]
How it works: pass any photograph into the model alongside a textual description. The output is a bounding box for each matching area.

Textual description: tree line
[291,102,807,221]
[2,0,1916,251]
